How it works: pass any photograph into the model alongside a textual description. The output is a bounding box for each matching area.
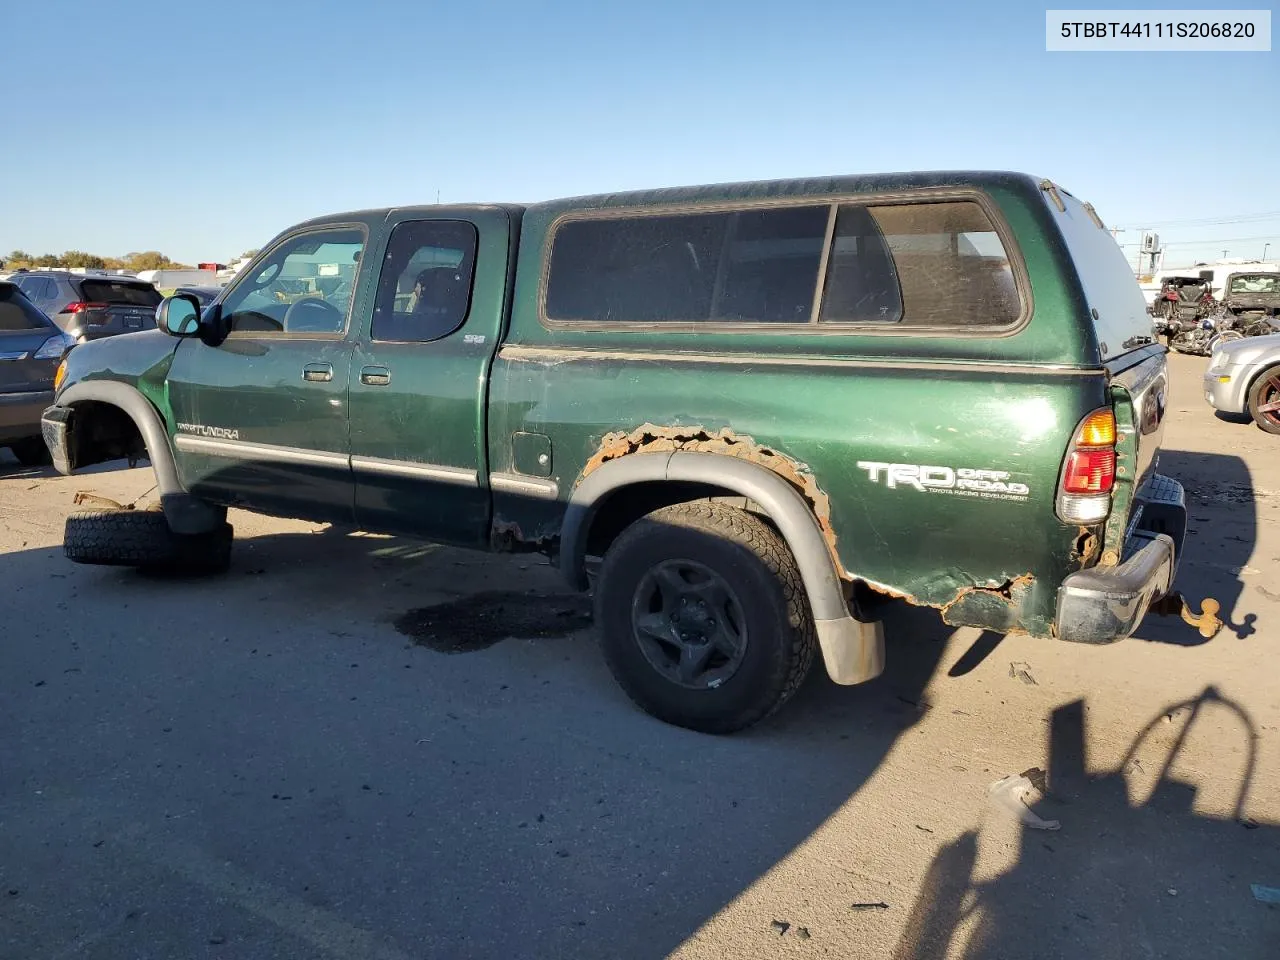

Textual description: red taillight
[1057,408,1118,523]
[62,302,109,314]
[1165,291,1179,300]
[1062,449,1116,494]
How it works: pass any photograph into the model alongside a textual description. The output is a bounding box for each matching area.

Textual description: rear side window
[371,219,478,342]
[17,276,58,302]
[79,280,162,306]
[0,285,52,331]
[546,206,829,324]
[1052,193,1151,359]
[820,201,1019,326]
[544,198,1020,329]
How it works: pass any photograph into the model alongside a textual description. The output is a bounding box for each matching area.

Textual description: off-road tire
[8,438,51,466]
[594,500,816,734]
[64,508,233,575]
[1247,365,1280,436]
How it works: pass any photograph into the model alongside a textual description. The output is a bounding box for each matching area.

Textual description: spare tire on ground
[64,508,233,575]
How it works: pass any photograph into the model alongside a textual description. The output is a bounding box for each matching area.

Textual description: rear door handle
[303,362,333,383]
[360,365,391,387]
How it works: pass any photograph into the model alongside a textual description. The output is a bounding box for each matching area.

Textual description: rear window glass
[1052,193,1151,359]
[1229,275,1280,294]
[80,280,162,307]
[820,202,1018,326]
[544,199,1020,328]
[0,285,51,331]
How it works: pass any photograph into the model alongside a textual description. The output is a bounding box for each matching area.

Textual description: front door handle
[303,362,333,383]
[360,365,391,387]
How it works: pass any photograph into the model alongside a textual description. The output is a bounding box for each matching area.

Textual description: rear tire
[593,501,815,734]
[64,508,233,575]
[9,437,51,466]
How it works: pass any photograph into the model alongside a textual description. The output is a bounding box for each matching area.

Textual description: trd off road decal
[176,423,241,440]
[856,462,1030,502]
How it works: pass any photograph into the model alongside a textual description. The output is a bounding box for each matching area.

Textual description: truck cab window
[372,220,478,343]
[218,229,364,335]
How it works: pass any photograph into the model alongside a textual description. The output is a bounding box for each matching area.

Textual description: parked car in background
[1204,333,1280,434]
[0,281,74,464]
[1221,272,1280,322]
[11,271,161,342]
[173,286,222,308]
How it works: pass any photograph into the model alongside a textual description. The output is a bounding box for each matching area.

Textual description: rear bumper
[0,389,55,444]
[1055,473,1186,644]
[41,404,72,474]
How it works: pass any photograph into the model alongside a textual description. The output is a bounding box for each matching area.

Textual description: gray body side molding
[54,380,223,535]
[560,451,885,685]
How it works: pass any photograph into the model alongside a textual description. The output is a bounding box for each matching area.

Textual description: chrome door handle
[360,365,391,386]
[303,362,333,383]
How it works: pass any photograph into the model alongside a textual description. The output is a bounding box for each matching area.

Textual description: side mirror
[156,294,202,337]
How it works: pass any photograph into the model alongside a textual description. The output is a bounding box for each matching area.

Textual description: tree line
[4,249,191,272]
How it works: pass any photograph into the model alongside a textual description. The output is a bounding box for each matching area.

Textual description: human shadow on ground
[891,688,1279,960]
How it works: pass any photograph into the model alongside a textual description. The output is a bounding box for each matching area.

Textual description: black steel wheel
[631,558,750,690]
[594,500,815,734]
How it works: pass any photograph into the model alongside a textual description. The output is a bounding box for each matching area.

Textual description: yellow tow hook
[1151,592,1223,639]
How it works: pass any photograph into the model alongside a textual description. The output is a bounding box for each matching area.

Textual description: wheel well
[583,481,774,560]
[70,400,147,469]
[1245,362,1280,405]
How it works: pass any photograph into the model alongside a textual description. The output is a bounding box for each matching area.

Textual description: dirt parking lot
[1,352,1277,959]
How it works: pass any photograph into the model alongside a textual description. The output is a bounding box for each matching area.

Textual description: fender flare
[560,451,884,685]
[54,380,223,535]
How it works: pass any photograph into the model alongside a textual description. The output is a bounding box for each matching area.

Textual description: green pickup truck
[41,171,1211,732]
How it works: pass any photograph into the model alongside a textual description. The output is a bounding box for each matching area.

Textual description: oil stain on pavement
[394,591,593,653]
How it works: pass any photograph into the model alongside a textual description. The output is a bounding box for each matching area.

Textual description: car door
[347,210,511,546]
[0,286,63,434]
[165,221,376,523]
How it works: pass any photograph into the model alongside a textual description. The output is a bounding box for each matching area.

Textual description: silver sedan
[1203,332,1280,434]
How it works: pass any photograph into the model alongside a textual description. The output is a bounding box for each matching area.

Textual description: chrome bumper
[1056,474,1185,644]
[41,405,72,475]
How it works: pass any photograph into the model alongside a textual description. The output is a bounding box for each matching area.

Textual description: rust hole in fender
[580,423,841,565]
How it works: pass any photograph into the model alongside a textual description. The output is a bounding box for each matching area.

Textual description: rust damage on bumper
[580,423,842,564]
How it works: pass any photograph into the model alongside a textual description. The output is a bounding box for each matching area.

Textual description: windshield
[1229,275,1280,294]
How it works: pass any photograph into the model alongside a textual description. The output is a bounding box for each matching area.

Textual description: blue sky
[1,0,1276,266]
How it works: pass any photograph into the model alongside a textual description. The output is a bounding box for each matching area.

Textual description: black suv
[10,271,162,342]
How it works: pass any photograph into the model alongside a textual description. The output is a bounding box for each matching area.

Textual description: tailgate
[1108,348,1169,491]
[77,279,161,336]
[104,303,156,332]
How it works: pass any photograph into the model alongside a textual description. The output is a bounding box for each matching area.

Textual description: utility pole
[1222,249,1229,258]
[1264,242,1271,261]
